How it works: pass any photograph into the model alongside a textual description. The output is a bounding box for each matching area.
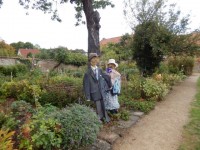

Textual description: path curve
[113,73,199,150]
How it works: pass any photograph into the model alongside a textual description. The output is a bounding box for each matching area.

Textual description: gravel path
[113,73,199,150]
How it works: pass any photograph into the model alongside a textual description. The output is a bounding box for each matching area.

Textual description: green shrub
[162,73,186,86]
[1,80,42,104]
[10,100,33,116]
[39,75,84,107]
[73,71,83,78]
[168,56,194,75]
[52,104,102,149]
[17,58,32,68]
[29,104,101,150]
[65,52,87,67]
[156,62,169,74]
[30,105,62,150]
[2,101,32,130]
[119,109,130,121]
[0,73,10,86]
[3,101,33,131]
[120,74,142,100]
[122,99,156,113]
[0,64,28,77]
[0,81,18,98]
[1,101,34,149]
[49,75,82,86]
[141,78,169,100]
[118,62,139,80]
[1,115,19,131]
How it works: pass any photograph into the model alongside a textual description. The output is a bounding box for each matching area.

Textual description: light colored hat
[89,53,99,61]
[107,59,118,68]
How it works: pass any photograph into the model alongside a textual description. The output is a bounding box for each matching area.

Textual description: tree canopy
[0,41,16,57]
[124,0,200,76]
[10,41,37,53]
[36,47,87,67]
[0,0,114,56]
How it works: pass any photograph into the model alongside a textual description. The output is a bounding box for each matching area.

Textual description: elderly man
[83,53,111,122]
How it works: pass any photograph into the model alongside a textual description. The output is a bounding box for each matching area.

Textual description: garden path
[113,73,200,150]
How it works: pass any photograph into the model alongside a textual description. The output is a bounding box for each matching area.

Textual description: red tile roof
[18,49,40,58]
[191,32,200,46]
[100,36,121,46]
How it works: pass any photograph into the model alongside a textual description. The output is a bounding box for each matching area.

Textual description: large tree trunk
[82,0,101,56]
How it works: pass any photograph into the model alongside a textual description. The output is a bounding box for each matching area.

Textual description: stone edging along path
[82,73,199,150]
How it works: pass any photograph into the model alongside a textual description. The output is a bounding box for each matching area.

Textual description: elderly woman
[105,59,121,114]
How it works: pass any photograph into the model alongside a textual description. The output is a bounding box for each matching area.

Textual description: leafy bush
[0,73,10,87]
[39,75,84,107]
[52,104,102,149]
[156,62,169,74]
[118,62,139,80]
[4,101,33,131]
[141,78,169,100]
[0,102,33,149]
[162,73,186,86]
[0,64,28,77]
[2,101,34,149]
[168,56,194,75]
[121,99,156,113]
[63,69,85,78]
[119,109,130,121]
[0,129,15,150]
[29,104,101,150]
[120,74,142,100]
[65,52,87,67]
[1,115,18,131]
[1,80,43,104]
[30,105,62,150]
[0,41,16,57]
[38,48,87,67]
[10,100,33,116]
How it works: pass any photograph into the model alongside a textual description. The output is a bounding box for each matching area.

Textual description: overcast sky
[0,0,200,51]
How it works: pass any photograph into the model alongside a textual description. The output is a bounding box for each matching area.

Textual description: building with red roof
[17,49,40,58]
[100,36,121,47]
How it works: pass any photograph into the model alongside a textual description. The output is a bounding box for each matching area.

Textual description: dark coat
[83,66,112,101]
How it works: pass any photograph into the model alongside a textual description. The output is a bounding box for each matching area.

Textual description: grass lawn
[179,77,200,150]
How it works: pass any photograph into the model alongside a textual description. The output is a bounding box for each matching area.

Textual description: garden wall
[0,58,17,66]
[0,57,78,72]
[37,60,78,72]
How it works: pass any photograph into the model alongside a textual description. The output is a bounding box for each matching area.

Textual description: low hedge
[121,99,156,113]
[0,64,28,77]
[0,80,42,104]
[39,75,84,108]
[168,56,194,76]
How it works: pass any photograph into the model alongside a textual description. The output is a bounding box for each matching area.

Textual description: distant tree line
[36,47,87,67]
[0,40,87,67]
[0,41,15,57]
